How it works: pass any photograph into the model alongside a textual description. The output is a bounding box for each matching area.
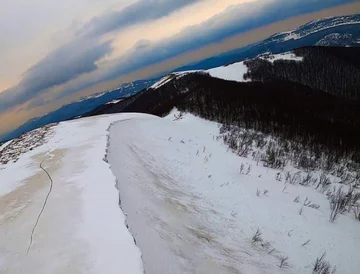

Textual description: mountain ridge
[2,14,360,142]
[81,46,360,163]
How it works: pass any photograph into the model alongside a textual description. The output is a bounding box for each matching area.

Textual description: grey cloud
[0,0,199,113]
[78,0,203,38]
[23,39,111,96]
[22,0,354,104]
[102,0,356,79]
[2,0,354,114]
[20,0,284,102]
[0,38,111,112]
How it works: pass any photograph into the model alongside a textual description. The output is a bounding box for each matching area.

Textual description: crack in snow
[26,159,54,255]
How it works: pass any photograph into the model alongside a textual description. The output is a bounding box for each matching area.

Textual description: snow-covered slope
[267,14,360,44]
[0,114,150,274]
[0,140,12,153]
[207,61,250,82]
[105,99,123,105]
[315,33,353,46]
[108,110,359,274]
[259,52,304,63]
[1,111,359,273]
[150,74,175,89]
[149,51,303,86]
[148,60,249,86]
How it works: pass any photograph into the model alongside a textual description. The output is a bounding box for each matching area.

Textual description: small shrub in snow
[278,256,290,268]
[313,253,336,274]
[268,248,276,255]
[302,239,311,246]
[308,204,320,210]
[263,189,269,196]
[219,124,358,190]
[293,196,300,203]
[239,163,244,174]
[301,173,313,186]
[328,187,354,222]
[265,146,285,169]
[304,197,312,206]
[246,165,252,175]
[332,165,346,179]
[276,172,282,181]
[316,173,331,192]
[173,112,184,120]
[266,148,276,167]
[297,153,317,172]
[285,172,291,184]
[252,229,263,243]
[256,189,261,197]
[351,192,360,206]
[354,206,360,221]
[299,207,304,216]
[286,172,301,185]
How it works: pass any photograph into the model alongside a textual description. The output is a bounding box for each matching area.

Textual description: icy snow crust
[0,114,148,274]
[1,111,359,273]
[109,110,359,274]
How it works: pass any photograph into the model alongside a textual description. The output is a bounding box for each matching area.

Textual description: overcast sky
[0,0,358,135]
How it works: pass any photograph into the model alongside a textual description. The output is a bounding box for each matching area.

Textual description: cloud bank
[0,0,356,114]
[0,0,202,112]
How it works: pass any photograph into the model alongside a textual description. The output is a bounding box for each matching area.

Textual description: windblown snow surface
[109,110,359,274]
[1,111,359,274]
[0,114,147,274]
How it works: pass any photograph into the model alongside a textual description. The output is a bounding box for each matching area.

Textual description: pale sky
[0,0,254,91]
[0,0,358,136]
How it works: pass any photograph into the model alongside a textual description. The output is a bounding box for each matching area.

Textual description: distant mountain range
[0,80,155,142]
[1,14,359,143]
[176,14,360,71]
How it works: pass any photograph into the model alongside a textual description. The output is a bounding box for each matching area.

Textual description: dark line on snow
[27,159,54,255]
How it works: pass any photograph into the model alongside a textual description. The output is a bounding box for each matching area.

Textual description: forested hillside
[81,46,360,166]
[245,47,360,100]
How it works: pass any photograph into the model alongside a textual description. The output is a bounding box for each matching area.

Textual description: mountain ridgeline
[2,14,359,143]
[82,46,360,164]
[176,14,360,72]
[0,79,156,142]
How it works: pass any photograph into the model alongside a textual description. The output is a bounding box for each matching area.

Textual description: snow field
[0,114,152,274]
[109,109,359,274]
